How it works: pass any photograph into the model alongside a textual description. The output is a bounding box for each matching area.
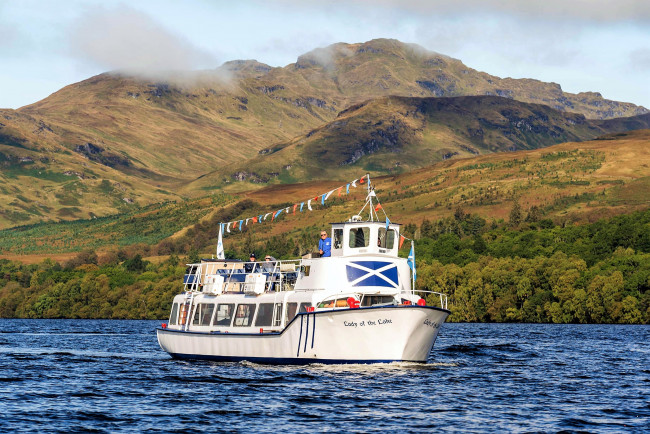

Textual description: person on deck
[319,231,332,257]
[244,253,258,273]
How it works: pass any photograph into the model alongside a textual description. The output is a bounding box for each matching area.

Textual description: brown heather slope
[2,129,649,260]
[0,39,647,228]
[216,96,650,188]
[221,129,650,247]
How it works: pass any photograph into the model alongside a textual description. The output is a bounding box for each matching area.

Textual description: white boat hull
[156,306,449,364]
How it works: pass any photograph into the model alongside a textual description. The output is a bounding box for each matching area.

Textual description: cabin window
[192,303,215,326]
[318,298,350,308]
[273,303,283,327]
[298,302,312,313]
[234,304,256,327]
[169,303,179,325]
[285,302,298,322]
[255,303,274,327]
[214,303,235,326]
[333,229,343,249]
[378,228,396,249]
[349,227,370,248]
[361,295,396,307]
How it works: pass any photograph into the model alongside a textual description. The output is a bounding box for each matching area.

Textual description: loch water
[0,320,648,433]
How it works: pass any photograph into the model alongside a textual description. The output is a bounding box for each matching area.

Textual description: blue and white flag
[216,224,225,259]
[407,242,417,282]
[385,216,390,231]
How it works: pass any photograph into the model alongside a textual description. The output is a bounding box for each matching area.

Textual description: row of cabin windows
[169,301,312,328]
[316,295,396,309]
[331,228,396,250]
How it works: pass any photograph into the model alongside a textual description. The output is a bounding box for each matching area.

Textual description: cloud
[326,0,650,24]
[629,48,650,71]
[67,5,218,78]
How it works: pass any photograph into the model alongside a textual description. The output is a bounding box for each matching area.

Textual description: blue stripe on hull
[168,352,421,365]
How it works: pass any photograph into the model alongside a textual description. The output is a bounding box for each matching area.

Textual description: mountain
[217,95,650,185]
[1,38,648,228]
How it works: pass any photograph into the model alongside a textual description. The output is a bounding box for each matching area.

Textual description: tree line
[0,206,648,323]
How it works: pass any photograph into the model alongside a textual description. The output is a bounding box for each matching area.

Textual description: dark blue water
[0,320,648,432]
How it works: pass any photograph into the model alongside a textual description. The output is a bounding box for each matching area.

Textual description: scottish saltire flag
[346,261,399,288]
[407,242,417,282]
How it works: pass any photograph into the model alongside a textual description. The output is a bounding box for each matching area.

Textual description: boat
[156,177,450,364]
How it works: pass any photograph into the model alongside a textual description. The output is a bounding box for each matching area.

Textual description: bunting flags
[399,235,406,249]
[385,216,390,231]
[218,174,373,235]
[375,204,382,211]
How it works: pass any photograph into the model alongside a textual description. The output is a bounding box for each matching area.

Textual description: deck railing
[183,260,303,294]
[412,289,448,310]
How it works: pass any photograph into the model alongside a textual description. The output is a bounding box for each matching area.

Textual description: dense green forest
[1,207,649,323]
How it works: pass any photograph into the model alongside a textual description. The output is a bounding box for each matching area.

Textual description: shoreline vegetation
[1,208,648,324]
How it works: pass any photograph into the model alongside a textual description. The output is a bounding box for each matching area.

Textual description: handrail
[184,260,302,294]
[411,289,448,310]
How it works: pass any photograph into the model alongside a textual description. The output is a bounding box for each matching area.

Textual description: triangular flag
[321,194,325,206]
[300,202,304,212]
[293,204,298,215]
[245,218,250,225]
[227,222,231,233]
[337,187,342,197]
[253,216,258,223]
[325,189,335,200]
[385,216,390,231]
[307,199,313,211]
[399,235,406,249]
[258,215,263,222]
[375,204,382,211]
[238,220,243,231]
[359,176,366,184]
[273,209,282,220]
[264,212,271,221]
[346,184,350,194]
[351,179,358,188]
[285,207,290,214]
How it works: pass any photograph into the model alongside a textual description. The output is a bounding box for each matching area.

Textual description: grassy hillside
[216,96,650,187]
[2,129,649,260]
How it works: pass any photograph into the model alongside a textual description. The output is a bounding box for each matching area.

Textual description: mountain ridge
[1,38,648,228]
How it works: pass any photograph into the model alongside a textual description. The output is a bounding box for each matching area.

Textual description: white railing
[412,289,448,310]
[183,260,303,294]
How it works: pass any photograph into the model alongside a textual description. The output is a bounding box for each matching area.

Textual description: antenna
[356,174,380,221]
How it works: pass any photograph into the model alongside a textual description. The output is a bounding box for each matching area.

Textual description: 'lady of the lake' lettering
[345,319,392,327]
[424,319,440,329]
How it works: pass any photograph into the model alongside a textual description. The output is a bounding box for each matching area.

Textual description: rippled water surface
[0,320,648,432]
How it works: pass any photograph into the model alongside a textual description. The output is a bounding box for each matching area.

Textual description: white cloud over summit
[67,5,217,76]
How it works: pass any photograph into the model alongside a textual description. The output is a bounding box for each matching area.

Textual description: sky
[1,0,649,110]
